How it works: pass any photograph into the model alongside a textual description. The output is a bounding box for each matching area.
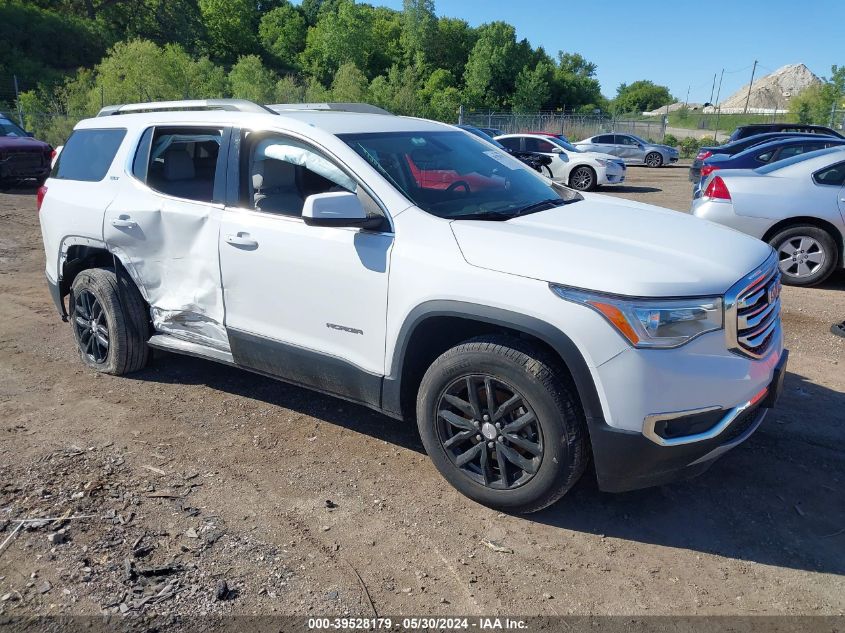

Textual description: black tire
[568,165,596,191]
[644,152,663,168]
[69,267,150,374]
[768,225,838,287]
[416,335,589,514]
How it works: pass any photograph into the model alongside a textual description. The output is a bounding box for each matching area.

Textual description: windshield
[458,125,507,150]
[340,130,581,220]
[0,119,27,137]
[549,136,581,153]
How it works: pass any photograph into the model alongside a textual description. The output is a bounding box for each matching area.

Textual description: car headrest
[252,159,296,191]
[163,149,195,181]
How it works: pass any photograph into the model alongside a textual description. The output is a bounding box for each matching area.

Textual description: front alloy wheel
[645,152,663,168]
[569,166,595,191]
[416,335,589,513]
[436,375,543,490]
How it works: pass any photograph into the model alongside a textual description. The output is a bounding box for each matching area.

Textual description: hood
[450,194,772,297]
[0,135,50,152]
[575,150,622,162]
[649,143,678,153]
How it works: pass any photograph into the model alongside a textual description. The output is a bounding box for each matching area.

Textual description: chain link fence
[458,110,668,142]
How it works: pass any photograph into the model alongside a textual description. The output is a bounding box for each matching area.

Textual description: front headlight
[595,158,610,167]
[551,285,723,348]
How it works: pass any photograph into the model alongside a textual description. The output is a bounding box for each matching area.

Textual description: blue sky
[329,0,844,102]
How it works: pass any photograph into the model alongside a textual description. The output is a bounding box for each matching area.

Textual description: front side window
[813,162,845,187]
[524,137,556,153]
[340,130,580,220]
[134,127,223,203]
[241,132,359,217]
[52,128,126,182]
[778,145,807,160]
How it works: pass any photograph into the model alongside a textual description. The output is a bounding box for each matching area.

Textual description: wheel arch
[57,241,148,315]
[761,216,844,268]
[382,301,604,429]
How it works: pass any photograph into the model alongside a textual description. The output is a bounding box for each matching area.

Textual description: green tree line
[2,0,680,145]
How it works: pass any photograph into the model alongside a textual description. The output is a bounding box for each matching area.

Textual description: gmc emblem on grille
[768,281,781,303]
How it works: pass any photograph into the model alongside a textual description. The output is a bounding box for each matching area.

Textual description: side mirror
[26,131,34,138]
[638,144,645,150]
[551,146,564,154]
[302,191,383,230]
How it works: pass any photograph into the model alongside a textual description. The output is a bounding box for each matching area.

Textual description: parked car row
[692,141,845,287]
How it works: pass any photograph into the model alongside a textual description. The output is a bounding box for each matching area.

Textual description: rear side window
[132,127,224,203]
[813,162,845,186]
[498,137,521,151]
[52,128,126,182]
[593,135,614,144]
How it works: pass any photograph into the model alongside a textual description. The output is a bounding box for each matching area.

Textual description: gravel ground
[0,165,843,626]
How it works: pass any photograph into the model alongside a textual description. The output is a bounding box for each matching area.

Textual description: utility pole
[713,68,725,141]
[743,60,758,115]
[684,85,690,108]
[13,75,24,127]
[708,73,716,105]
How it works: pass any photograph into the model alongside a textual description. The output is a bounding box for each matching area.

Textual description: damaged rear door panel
[103,125,232,351]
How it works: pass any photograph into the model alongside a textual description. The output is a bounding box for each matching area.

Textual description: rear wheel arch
[60,243,148,312]
[384,301,604,428]
[761,217,844,268]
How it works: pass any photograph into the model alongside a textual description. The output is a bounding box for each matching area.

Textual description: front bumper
[592,350,788,492]
[599,162,626,185]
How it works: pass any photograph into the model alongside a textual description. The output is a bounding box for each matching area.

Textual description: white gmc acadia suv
[37,99,788,513]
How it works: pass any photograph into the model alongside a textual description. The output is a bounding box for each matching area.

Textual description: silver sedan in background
[575,133,679,167]
[691,146,845,287]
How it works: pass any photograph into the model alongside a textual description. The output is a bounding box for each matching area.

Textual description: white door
[103,125,229,349]
[218,132,393,406]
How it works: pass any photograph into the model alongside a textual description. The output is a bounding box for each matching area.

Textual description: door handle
[225,233,259,248]
[111,215,137,229]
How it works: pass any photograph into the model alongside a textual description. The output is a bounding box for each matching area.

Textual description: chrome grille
[726,252,781,359]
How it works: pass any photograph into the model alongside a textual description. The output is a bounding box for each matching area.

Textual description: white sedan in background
[691,146,845,287]
[495,133,626,191]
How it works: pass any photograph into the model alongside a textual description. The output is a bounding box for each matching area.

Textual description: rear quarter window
[52,128,126,182]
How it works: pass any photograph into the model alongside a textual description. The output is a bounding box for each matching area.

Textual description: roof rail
[96,99,274,117]
[267,102,392,115]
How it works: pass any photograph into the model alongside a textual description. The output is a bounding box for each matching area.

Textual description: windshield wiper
[509,198,566,217]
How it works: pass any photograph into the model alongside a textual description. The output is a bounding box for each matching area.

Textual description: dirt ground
[1,164,843,624]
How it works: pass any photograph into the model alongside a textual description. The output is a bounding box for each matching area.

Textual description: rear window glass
[52,128,126,182]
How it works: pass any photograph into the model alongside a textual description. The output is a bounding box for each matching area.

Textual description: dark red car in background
[0,114,52,189]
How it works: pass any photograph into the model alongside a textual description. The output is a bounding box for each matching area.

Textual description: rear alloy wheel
[569,166,595,191]
[416,335,589,513]
[69,267,150,374]
[769,225,837,287]
[645,152,663,168]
